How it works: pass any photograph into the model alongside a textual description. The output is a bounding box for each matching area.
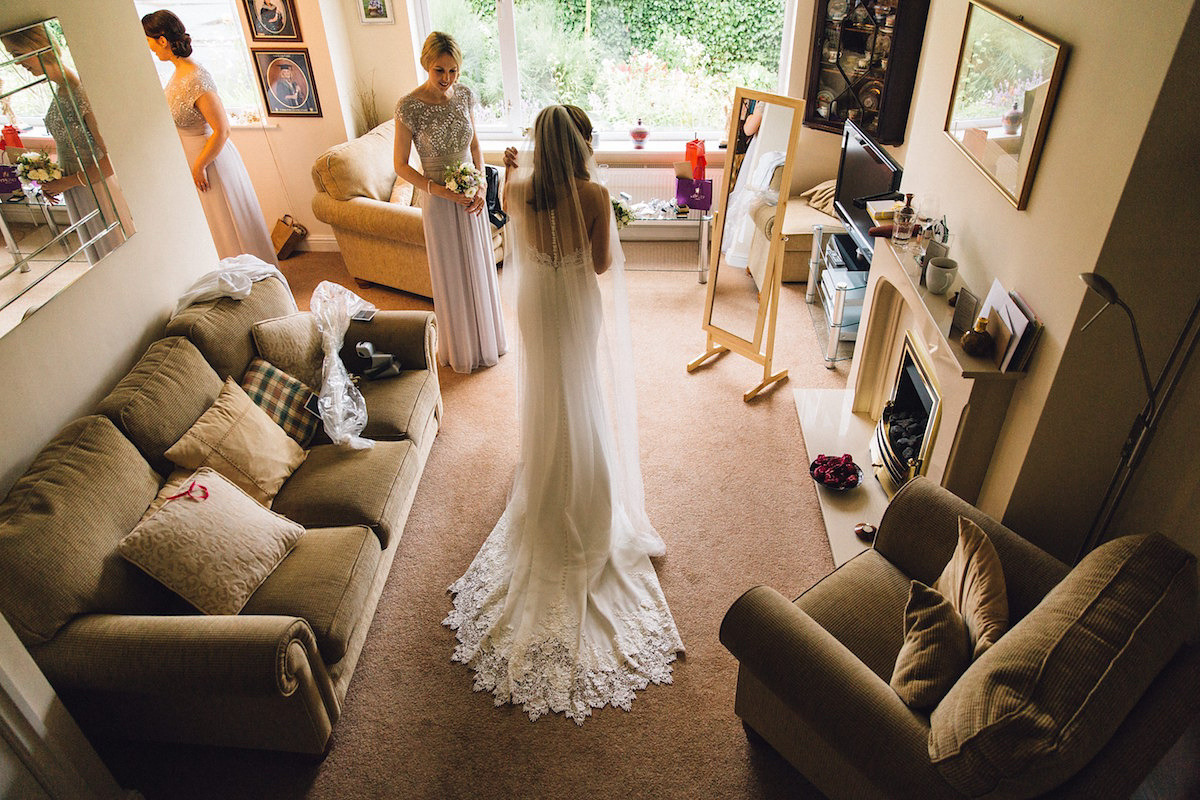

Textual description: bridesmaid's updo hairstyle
[141,10,193,58]
[420,31,462,70]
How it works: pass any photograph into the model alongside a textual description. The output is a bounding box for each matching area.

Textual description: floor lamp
[1075,273,1200,562]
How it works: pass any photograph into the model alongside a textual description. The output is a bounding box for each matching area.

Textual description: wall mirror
[944,1,1067,210]
[0,19,132,337]
[688,87,804,401]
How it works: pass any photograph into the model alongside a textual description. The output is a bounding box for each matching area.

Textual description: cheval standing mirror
[688,88,804,401]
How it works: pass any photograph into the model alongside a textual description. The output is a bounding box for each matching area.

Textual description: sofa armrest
[312,192,424,241]
[33,613,337,715]
[341,310,437,373]
[720,585,932,759]
[874,477,1068,618]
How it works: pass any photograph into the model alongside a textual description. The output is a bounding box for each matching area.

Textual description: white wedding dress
[444,167,684,724]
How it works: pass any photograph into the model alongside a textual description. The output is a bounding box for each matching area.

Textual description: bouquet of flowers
[443,162,485,199]
[15,150,62,191]
[611,197,633,229]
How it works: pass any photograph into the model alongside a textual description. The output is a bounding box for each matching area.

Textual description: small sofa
[311,119,504,299]
[0,276,441,755]
[721,477,1200,799]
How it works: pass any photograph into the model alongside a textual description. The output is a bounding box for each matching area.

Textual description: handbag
[484,164,507,229]
[271,213,308,260]
[675,177,713,211]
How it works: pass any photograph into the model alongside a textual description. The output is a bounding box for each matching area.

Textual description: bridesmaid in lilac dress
[394,32,506,374]
[142,10,276,266]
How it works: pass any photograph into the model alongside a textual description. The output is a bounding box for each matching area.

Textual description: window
[135,1,266,124]
[418,0,790,137]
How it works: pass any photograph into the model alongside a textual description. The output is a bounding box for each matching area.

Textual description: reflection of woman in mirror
[721,100,767,269]
[446,105,683,723]
[142,10,277,265]
[1,25,118,263]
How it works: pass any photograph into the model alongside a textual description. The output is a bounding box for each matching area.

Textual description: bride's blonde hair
[529,105,591,212]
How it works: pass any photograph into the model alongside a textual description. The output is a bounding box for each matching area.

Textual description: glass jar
[893,193,916,243]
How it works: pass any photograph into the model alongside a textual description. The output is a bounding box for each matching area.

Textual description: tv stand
[806,226,869,368]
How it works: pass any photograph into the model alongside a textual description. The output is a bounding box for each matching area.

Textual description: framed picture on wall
[243,0,301,42]
[253,48,322,117]
[357,0,395,24]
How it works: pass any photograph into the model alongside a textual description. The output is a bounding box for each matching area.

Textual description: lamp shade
[1079,273,1120,304]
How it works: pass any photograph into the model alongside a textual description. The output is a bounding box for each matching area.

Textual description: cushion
[929,534,1197,798]
[271,440,421,549]
[355,370,441,448]
[890,581,971,710]
[0,416,176,645]
[241,358,320,446]
[933,516,1008,659]
[252,313,324,392]
[165,378,307,507]
[800,179,837,216]
[243,525,382,663]
[310,119,397,202]
[389,177,415,207]
[165,276,298,380]
[119,468,305,615]
[95,337,224,476]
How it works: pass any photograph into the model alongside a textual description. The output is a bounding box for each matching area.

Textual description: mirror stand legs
[687,341,729,372]
[743,366,789,402]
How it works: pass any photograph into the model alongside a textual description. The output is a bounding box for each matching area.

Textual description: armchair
[720,477,1200,799]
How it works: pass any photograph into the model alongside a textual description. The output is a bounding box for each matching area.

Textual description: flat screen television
[833,119,903,263]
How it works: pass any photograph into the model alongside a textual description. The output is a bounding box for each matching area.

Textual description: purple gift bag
[675,177,713,211]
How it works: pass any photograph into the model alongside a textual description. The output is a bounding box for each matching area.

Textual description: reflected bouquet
[443,162,485,199]
[15,150,62,191]
[611,197,633,229]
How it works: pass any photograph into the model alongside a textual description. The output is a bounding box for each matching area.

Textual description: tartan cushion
[241,358,319,446]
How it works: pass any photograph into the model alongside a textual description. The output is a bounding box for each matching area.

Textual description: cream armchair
[720,477,1200,799]
[311,120,503,299]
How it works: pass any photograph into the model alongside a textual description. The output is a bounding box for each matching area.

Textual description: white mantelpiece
[798,240,1022,565]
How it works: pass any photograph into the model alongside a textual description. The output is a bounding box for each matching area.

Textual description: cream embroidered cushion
[252,313,324,392]
[165,378,307,507]
[934,517,1008,659]
[118,468,305,615]
[889,580,971,710]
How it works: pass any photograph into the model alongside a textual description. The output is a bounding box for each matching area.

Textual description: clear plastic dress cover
[310,280,376,450]
[171,255,292,317]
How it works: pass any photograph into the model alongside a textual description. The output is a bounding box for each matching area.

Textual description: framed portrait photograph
[357,0,395,24]
[253,49,322,117]
[243,0,301,42]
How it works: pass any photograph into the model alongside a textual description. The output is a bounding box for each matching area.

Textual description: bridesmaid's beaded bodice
[45,78,100,175]
[166,64,219,129]
[395,84,476,180]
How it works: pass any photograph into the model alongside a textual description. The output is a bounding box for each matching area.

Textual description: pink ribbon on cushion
[166,480,209,502]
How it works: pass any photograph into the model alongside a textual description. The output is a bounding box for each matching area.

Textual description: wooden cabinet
[803,0,929,144]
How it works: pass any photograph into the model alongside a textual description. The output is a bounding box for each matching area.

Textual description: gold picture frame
[944,1,1068,209]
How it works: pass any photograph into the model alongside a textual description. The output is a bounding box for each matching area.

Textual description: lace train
[444,514,683,724]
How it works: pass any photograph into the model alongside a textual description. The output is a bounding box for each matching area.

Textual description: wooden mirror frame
[688,87,805,401]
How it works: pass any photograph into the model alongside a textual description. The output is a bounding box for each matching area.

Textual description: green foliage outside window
[432,0,785,132]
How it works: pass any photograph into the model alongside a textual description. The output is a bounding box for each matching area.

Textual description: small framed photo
[357,0,395,24]
[243,0,301,41]
[253,49,322,117]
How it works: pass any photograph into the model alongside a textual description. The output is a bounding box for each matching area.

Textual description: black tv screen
[833,119,903,260]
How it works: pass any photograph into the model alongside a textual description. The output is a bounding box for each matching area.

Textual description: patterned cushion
[889,581,970,710]
[165,378,307,506]
[929,534,1197,798]
[933,517,1008,659]
[241,358,319,446]
[119,468,305,615]
[252,313,324,392]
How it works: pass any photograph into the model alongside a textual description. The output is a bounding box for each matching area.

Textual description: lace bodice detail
[166,64,219,129]
[45,78,99,175]
[395,84,476,179]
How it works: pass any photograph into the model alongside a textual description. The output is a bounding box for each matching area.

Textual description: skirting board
[292,234,339,253]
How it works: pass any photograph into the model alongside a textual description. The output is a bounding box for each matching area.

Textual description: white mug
[926,257,958,295]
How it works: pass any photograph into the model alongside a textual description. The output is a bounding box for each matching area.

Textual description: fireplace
[871,332,941,496]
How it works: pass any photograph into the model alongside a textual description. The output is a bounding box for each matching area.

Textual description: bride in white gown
[444,106,684,724]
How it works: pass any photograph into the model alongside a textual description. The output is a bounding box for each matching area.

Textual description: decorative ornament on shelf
[1002,102,1023,135]
[630,118,648,149]
[960,316,995,358]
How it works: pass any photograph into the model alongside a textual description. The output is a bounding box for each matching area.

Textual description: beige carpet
[97,246,850,799]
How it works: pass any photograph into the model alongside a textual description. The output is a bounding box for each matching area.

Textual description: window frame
[413,0,796,142]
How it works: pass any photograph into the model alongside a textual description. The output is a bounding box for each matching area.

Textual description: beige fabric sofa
[0,277,440,755]
[721,477,1200,799]
[311,119,503,299]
